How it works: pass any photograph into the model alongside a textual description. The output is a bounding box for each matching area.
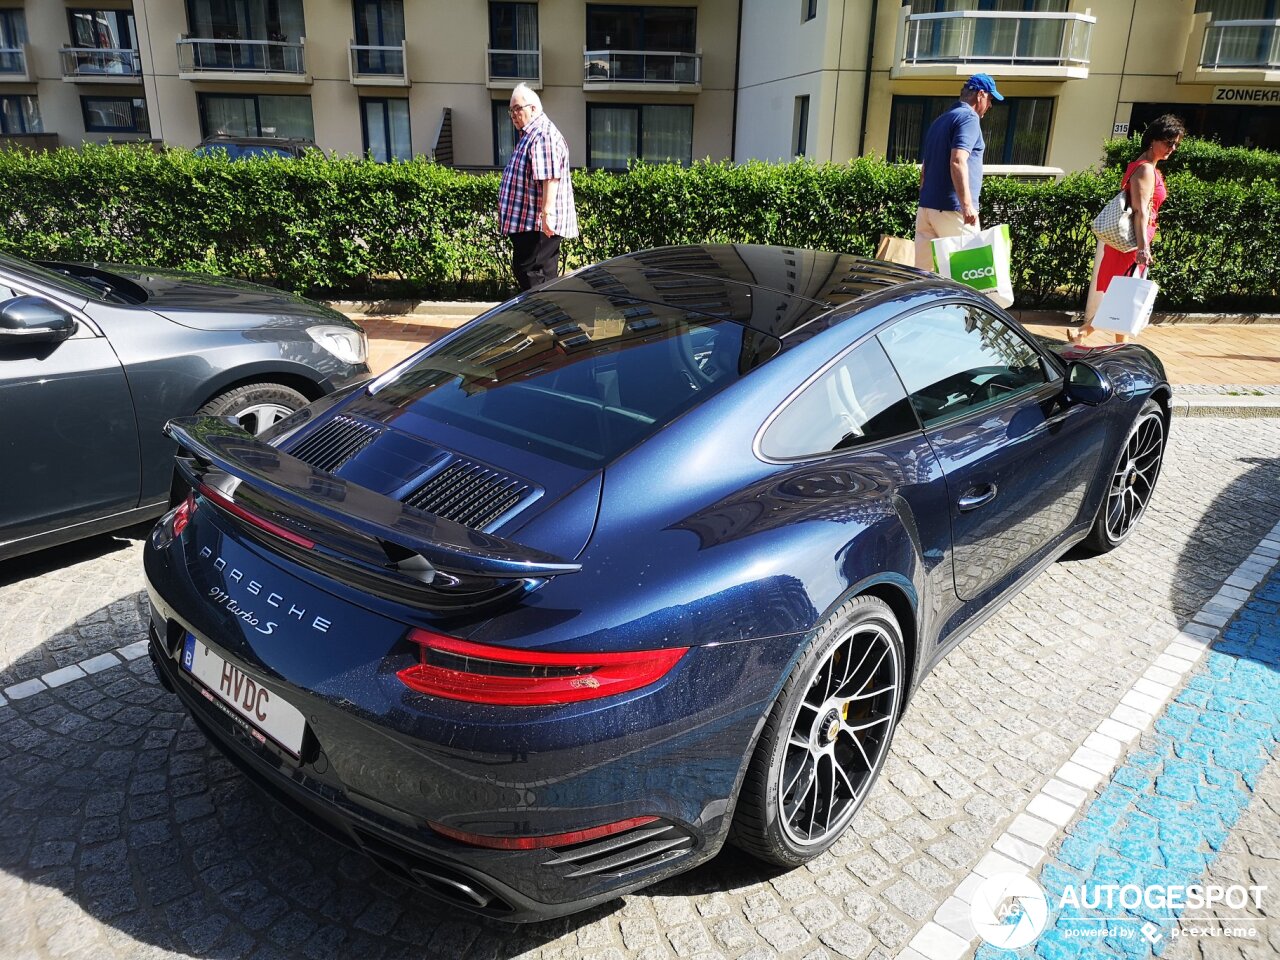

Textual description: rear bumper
[147,618,720,921]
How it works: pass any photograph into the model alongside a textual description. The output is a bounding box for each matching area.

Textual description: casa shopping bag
[931,224,1014,308]
[1092,264,1158,337]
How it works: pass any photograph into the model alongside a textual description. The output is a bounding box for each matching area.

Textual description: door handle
[958,483,998,512]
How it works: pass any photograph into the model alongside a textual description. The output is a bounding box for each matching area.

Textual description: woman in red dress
[1072,114,1186,344]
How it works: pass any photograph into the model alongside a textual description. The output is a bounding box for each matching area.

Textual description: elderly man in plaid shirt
[498,83,579,291]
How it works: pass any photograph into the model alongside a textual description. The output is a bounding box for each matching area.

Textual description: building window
[353,0,405,75]
[587,103,693,169]
[489,2,539,80]
[197,92,314,139]
[361,97,411,161]
[803,0,818,22]
[586,5,696,52]
[888,95,1054,166]
[68,8,136,48]
[492,100,517,167]
[793,95,810,157]
[186,0,306,42]
[0,10,27,75]
[81,96,149,134]
[0,95,41,134]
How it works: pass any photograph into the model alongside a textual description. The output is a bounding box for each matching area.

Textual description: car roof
[542,244,937,342]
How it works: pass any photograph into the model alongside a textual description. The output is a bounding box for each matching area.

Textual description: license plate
[181,634,306,756]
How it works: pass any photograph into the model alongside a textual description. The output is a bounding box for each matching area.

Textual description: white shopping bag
[1093,266,1158,337]
[931,224,1015,308]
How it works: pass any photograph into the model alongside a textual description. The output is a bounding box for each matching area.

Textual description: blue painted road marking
[977,567,1280,959]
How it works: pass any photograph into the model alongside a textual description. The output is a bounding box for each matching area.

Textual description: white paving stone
[1096,718,1143,744]
[934,896,978,941]
[1007,814,1058,849]
[1056,760,1105,791]
[3,678,47,701]
[1144,665,1182,686]
[993,832,1046,868]
[80,653,121,675]
[908,922,971,960]
[1084,732,1125,757]
[1070,746,1116,776]
[40,664,86,689]
[1132,677,1176,700]
[118,639,150,661]
[1041,779,1088,808]
[1027,793,1078,827]
[1120,689,1165,714]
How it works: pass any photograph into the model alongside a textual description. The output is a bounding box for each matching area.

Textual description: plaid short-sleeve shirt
[498,112,579,239]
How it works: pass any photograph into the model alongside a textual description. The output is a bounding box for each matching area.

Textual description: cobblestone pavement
[1,417,1278,960]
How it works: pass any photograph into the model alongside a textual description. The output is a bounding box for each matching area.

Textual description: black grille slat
[542,822,696,879]
[402,460,531,531]
[289,415,379,473]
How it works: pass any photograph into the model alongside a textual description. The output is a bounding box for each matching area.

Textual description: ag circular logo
[970,873,1050,949]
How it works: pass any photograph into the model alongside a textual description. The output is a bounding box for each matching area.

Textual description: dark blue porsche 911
[144,245,1170,921]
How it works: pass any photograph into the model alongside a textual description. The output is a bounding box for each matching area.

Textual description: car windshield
[195,143,294,160]
[370,292,782,468]
[0,250,111,302]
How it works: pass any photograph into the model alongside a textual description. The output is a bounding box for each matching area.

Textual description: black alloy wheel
[1085,398,1165,553]
[730,596,905,866]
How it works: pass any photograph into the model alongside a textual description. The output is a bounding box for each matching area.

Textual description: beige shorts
[913,207,981,272]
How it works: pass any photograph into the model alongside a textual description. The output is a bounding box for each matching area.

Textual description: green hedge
[1103,135,1280,183]
[1,144,1276,311]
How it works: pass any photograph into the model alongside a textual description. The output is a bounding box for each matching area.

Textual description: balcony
[487,48,542,89]
[0,43,32,83]
[176,38,309,83]
[60,48,143,82]
[349,41,408,86]
[1181,13,1280,84]
[583,49,701,92]
[892,8,1094,81]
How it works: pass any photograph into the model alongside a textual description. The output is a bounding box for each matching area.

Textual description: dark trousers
[510,231,562,291]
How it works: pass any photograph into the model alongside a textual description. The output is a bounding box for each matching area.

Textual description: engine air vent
[402,459,531,531]
[543,820,696,879]
[288,415,380,473]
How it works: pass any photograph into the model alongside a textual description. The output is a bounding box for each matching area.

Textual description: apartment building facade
[0,1,1276,172]
[739,0,1280,173]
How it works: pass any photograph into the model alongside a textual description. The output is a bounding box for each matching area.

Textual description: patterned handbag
[1090,188,1138,252]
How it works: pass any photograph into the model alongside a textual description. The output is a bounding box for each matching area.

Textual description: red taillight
[197,483,315,550]
[172,491,197,537]
[397,630,687,706]
[428,815,659,850]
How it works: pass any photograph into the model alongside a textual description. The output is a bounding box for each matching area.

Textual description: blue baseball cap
[964,73,1004,101]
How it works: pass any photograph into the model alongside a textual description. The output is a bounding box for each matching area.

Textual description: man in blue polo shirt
[913,73,1003,271]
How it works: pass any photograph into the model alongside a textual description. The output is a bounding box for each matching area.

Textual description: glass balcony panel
[60,48,143,77]
[0,47,24,75]
[1201,21,1280,68]
[353,45,404,76]
[583,50,700,84]
[903,12,1091,67]
[488,49,540,81]
[178,39,305,75]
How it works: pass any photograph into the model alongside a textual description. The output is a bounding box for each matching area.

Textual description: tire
[730,596,906,867]
[197,383,309,436]
[1083,398,1165,554]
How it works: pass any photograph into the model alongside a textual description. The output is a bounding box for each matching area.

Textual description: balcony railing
[349,41,408,84]
[177,38,307,79]
[0,44,31,82]
[488,47,542,86]
[60,47,143,80]
[583,49,701,87]
[1201,19,1280,70]
[902,11,1093,68]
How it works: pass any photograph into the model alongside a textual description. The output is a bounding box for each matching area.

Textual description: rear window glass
[371,293,781,468]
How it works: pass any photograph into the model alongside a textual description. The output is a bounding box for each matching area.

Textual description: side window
[761,339,918,460]
[878,303,1049,427]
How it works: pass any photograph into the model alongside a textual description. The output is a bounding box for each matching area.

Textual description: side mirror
[1064,360,1113,406]
[0,296,77,344]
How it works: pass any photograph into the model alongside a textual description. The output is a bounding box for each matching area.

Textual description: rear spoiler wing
[164,416,581,581]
